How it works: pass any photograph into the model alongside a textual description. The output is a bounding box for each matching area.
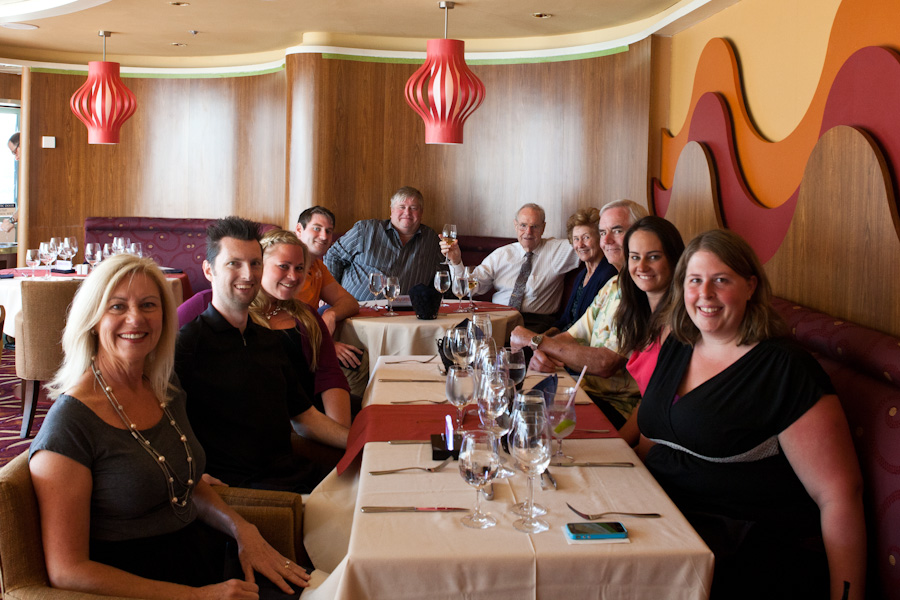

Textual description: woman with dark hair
[612,216,684,444]
[638,229,865,599]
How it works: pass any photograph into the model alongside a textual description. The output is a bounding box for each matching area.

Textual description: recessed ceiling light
[532,13,552,19]
[1,23,39,30]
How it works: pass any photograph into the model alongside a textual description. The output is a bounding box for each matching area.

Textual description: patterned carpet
[0,350,51,468]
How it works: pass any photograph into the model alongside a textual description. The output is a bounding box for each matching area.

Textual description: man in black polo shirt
[175,216,349,493]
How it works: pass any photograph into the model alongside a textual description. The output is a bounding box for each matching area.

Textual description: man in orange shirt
[295,206,367,394]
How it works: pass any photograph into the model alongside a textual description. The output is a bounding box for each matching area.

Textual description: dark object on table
[50,268,76,274]
[431,433,462,460]
[409,283,441,320]
[0,273,13,279]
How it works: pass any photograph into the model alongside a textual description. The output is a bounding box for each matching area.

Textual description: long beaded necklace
[90,360,195,520]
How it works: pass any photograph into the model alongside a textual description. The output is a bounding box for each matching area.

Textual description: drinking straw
[566,365,588,409]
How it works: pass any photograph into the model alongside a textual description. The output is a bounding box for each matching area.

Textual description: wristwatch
[529,334,544,351]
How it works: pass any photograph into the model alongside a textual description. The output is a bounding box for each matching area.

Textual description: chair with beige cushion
[15,280,82,439]
[0,452,307,599]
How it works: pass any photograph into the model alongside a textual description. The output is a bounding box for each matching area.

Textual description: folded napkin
[0,273,13,279]
[51,268,76,274]
[529,373,558,400]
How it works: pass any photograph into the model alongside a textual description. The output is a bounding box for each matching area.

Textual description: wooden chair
[0,453,307,599]
[14,280,82,439]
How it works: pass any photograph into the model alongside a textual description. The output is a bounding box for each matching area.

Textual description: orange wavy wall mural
[654,0,900,219]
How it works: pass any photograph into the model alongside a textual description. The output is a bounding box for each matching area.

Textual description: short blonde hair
[565,207,600,242]
[47,254,179,403]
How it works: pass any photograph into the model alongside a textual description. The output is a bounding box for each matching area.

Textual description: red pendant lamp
[405,2,485,145]
[70,31,137,145]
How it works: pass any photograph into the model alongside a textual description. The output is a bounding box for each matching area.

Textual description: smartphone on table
[564,522,628,540]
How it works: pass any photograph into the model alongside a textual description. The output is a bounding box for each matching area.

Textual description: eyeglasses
[515,223,543,232]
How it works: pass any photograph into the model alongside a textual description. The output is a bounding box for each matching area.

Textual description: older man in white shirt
[441,203,579,332]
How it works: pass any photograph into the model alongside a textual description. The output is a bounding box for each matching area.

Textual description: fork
[369,456,453,476]
[566,502,661,520]
[385,355,437,364]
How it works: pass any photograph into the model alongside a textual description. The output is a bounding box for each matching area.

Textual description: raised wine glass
[510,409,552,533]
[452,273,468,312]
[84,243,102,272]
[546,387,578,464]
[441,224,457,265]
[368,272,384,308]
[25,248,40,278]
[446,364,475,430]
[382,275,400,316]
[458,430,500,529]
[434,270,451,307]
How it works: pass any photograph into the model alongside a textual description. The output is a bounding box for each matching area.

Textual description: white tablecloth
[336,302,523,377]
[0,275,184,337]
[302,357,714,599]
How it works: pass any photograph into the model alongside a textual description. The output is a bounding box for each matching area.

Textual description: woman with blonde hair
[30,253,308,599]
[250,229,353,427]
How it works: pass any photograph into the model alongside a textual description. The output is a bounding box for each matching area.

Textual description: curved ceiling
[0,0,739,69]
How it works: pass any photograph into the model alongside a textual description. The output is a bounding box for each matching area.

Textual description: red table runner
[336,402,617,474]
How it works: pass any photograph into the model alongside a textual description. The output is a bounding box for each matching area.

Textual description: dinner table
[0,268,188,337]
[301,356,714,600]
[336,299,524,377]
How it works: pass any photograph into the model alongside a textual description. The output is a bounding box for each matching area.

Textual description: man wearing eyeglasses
[441,203,579,332]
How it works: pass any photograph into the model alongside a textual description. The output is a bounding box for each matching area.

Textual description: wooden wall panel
[0,73,21,101]
[765,126,900,336]
[22,70,286,254]
[287,38,652,239]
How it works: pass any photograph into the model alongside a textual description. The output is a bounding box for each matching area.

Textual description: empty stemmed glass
[452,272,468,312]
[102,243,114,261]
[446,364,475,430]
[441,224,457,265]
[458,430,500,529]
[368,272,384,308]
[57,238,74,265]
[445,327,471,368]
[65,236,78,263]
[129,242,143,257]
[25,249,39,278]
[546,387,578,464]
[84,243,102,272]
[510,407,552,533]
[38,242,57,279]
[509,391,549,517]
[434,270,451,307]
[382,275,400,316]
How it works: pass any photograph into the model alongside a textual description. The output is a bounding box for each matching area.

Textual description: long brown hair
[249,229,322,370]
[667,229,785,346]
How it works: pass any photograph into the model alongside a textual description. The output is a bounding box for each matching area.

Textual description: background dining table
[300,356,714,600]
[336,300,524,377]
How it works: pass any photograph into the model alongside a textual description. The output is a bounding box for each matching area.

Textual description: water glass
[446,364,475,430]
[498,347,527,390]
[25,248,39,278]
[458,430,500,529]
[102,243,113,261]
[65,236,78,262]
[368,272,384,306]
[38,242,56,279]
[434,270,451,307]
[452,273,468,312]
[129,242,143,257]
[510,409,552,533]
[84,243,102,272]
[445,328,471,367]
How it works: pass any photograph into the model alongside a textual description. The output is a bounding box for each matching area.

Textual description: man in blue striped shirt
[324,187,443,300]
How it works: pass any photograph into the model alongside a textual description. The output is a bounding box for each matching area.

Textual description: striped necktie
[508,251,534,310]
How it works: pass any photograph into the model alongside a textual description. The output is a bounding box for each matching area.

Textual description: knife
[387,440,430,444]
[558,461,634,468]
[544,469,558,489]
[361,506,469,513]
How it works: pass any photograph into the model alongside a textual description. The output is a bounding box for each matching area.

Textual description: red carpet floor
[0,351,51,468]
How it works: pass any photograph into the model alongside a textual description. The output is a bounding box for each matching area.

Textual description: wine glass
[546,387,578,465]
[509,391,549,517]
[65,236,78,262]
[441,224,457,265]
[478,369,512,434]
[368,272,384,307]
[57,238,73,264]
[498,347,527,391]
[84,243,102,272]
[382,275,400,316]
[445,364,475,430]
[25,248,39,278]
[129,242,143,257]
[468,313,492,343]
[445,327,471,368]
[458,430,500,529]
[510,408,552,533]
[102,243,114,261]
[465,266,478,311]
[38,242,56,279]
[434,270,451,307]
[452,273,468,312]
